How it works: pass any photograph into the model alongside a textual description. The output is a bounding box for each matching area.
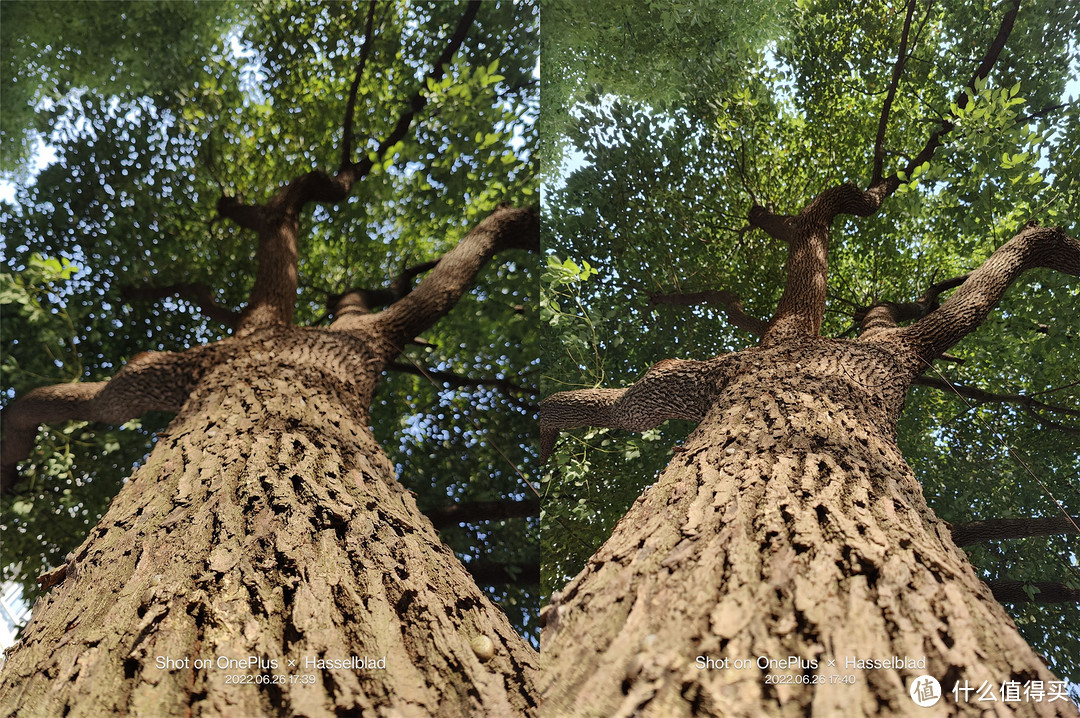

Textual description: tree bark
[540,338,1076,717]
[0,327,537,717]
[0,0,533,706]
[538,5,1070,712]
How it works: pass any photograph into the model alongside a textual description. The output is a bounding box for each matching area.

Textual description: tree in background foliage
[1,1,236,175]
[1,1,539,715]
[540,0,1079,714]
[538,0,783,171]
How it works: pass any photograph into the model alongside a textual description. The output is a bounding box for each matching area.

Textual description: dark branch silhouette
[649,290,767,337]
[914,375,1080,436]
[424,498,540,530]
[388,362,537,399]
[119,283,240,327]
[341,0,379,169]
[871,0,918,184]
[987,580,1080,604]
[330,260,440,318]
[466,561,539,586]
[951,516,1080,547]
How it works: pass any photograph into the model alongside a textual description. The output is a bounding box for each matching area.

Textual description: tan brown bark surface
[0,3,536,711]
[539,224,1079,716]
[540,339,1076,717]
[538,5,1075,714]
[0,203,539,715]
[0,327,537,717]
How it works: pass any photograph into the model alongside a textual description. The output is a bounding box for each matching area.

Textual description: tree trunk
[0,327,537,717]
[540,338,1075,718]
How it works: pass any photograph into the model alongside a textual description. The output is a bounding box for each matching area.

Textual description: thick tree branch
[425,498,540,530]
[340,0,379,170]
[870,225,1080,365]
[756,183,901,343]
[466,561,539,586]
[539,356,737,462]
[757,0,1021,342]
[649,289,767,337]
[804,182,895,221]
[872,0,919,184]
[119,283,240,328]
[951,516,1080,547]
[215,195,265,232]
[330,260,440,319]
[1,350,213,492]
[986,580,1080,604]
[357,205,538,357]
[235,219,302,333]
[747,204,796,242]
[857,273,969,332]
[761,222,831,342]
[215,2,481,334]
[2,382,106,492]
[914,375,1080,430]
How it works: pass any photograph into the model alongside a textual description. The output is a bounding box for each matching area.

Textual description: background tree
[0,1,539,715]
[537,0,783,170]
[0,1,235,175]
[540,0,1079,714]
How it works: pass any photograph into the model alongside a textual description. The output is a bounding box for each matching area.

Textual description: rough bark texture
[0,327,537,717]
[539,219,1079,716]
[1,346,226,492]
[0,3,536,711]
[0,204,540,716]
[538,5,1074,713]
[540,338,1076,717]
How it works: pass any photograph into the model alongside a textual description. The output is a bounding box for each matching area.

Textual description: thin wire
[826,342,1077,576]
[399,352,600,571]
[918,357,1080,581]
[397,351,541,499]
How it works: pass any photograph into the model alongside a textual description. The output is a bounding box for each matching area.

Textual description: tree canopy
[1,0,539,641]
[541,0,1080,685]
[538,0,784,169]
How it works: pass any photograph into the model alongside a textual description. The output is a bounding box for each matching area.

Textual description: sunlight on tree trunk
[1,326,537,717]
[541,338,1073,717]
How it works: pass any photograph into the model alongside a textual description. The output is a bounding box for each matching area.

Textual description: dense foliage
[541,0,1080,682]
[1,0,539,640]
[538,0,784,169]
